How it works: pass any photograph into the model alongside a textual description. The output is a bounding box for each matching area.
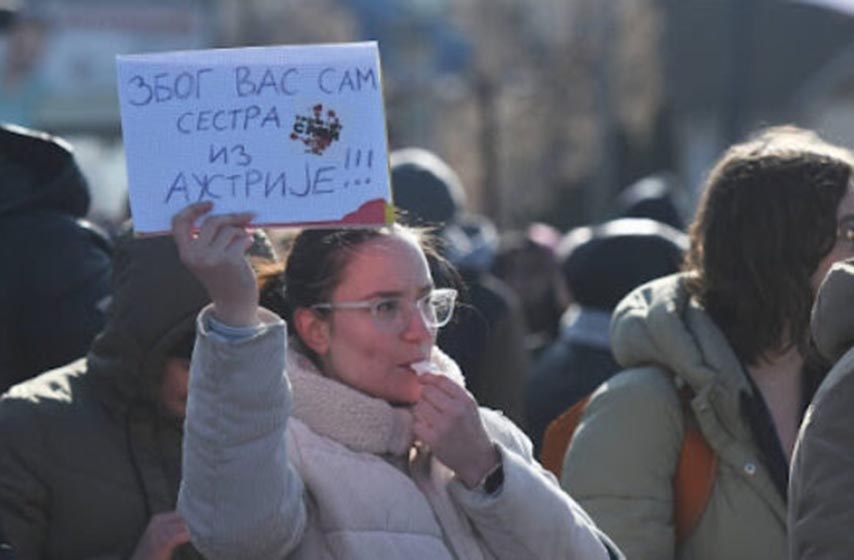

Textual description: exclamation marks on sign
[343,148,373,188]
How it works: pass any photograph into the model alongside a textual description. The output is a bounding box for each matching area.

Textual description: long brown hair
[684,126,853,365]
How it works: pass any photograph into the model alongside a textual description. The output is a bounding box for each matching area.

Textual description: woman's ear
[293,307,330,355]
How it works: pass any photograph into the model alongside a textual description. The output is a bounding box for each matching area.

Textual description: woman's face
[812,184,854,293]
[313,233,436,404]
[158,357,190,418]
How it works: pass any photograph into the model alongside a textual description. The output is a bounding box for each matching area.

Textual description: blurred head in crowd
[558,217,688,314]
[0,123,89,217]
[684,125,854,365]
[390,147,467,227]
[1,6,47,76]
[492,225,567,348]
[615,172,685,231]
[390,147,497,272]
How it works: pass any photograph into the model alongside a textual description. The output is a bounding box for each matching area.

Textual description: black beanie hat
[616,173,685,231]
[0,124,90,217]
[390,147,467,227]
[558,218,688,312]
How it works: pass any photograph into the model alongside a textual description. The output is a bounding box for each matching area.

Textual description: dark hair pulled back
[258,224,459,341]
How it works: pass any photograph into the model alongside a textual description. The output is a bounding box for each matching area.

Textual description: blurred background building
[3,0,854,232]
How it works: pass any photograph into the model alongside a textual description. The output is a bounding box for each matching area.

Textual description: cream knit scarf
[286,344,487,560]
[286,344,466,456]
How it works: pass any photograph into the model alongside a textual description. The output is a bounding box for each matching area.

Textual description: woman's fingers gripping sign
[171,202,260,327]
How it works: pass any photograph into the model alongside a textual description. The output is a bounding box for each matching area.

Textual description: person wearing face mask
[172,201,621,559]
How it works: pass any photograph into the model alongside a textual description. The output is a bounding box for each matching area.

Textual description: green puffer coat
[561,274,787,560]
[0,232,208,559]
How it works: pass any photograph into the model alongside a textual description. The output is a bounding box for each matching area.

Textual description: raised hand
[171,201,260,327]
[412,373,501,488]
[130,511,191,560]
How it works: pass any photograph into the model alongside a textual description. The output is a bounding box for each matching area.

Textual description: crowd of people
[1,122,854,559]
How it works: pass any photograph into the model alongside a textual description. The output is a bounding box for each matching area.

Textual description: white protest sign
[116,42,393,234]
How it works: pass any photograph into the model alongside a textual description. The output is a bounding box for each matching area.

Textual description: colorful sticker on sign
[291,104,342,155]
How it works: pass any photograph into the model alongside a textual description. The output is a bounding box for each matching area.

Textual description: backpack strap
[673,386,717,543]
[539,382,716,545]
[540,395,592,477]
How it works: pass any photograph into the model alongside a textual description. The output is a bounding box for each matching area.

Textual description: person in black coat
[0,125,113,393]
[526,218,688,454]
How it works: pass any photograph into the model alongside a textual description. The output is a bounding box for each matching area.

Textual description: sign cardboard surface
[116,41,392,234]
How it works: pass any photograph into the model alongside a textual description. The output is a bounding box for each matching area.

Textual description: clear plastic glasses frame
[311,288,458,332]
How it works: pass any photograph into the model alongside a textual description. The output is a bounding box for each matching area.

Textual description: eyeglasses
[311,288,458,333]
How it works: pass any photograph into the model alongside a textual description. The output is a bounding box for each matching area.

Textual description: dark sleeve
[527,341,620,455]
[472,296,530,429]
[437,274,531,429]
[525,342,570,454]
[0,221,23,393]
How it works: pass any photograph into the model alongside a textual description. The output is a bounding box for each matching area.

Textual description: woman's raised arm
[171,201,259,327]
[172,203,308,558]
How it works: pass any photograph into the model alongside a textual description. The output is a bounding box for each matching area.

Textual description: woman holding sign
[171,201,619,559]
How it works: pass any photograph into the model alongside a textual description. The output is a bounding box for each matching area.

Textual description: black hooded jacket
[0,125,112,392]
[0,231,208,559]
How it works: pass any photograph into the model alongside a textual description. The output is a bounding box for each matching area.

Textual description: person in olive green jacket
[789,257,854,558]
[561,126,854,560]
[0,229,216,559]
[0,229,209,559]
